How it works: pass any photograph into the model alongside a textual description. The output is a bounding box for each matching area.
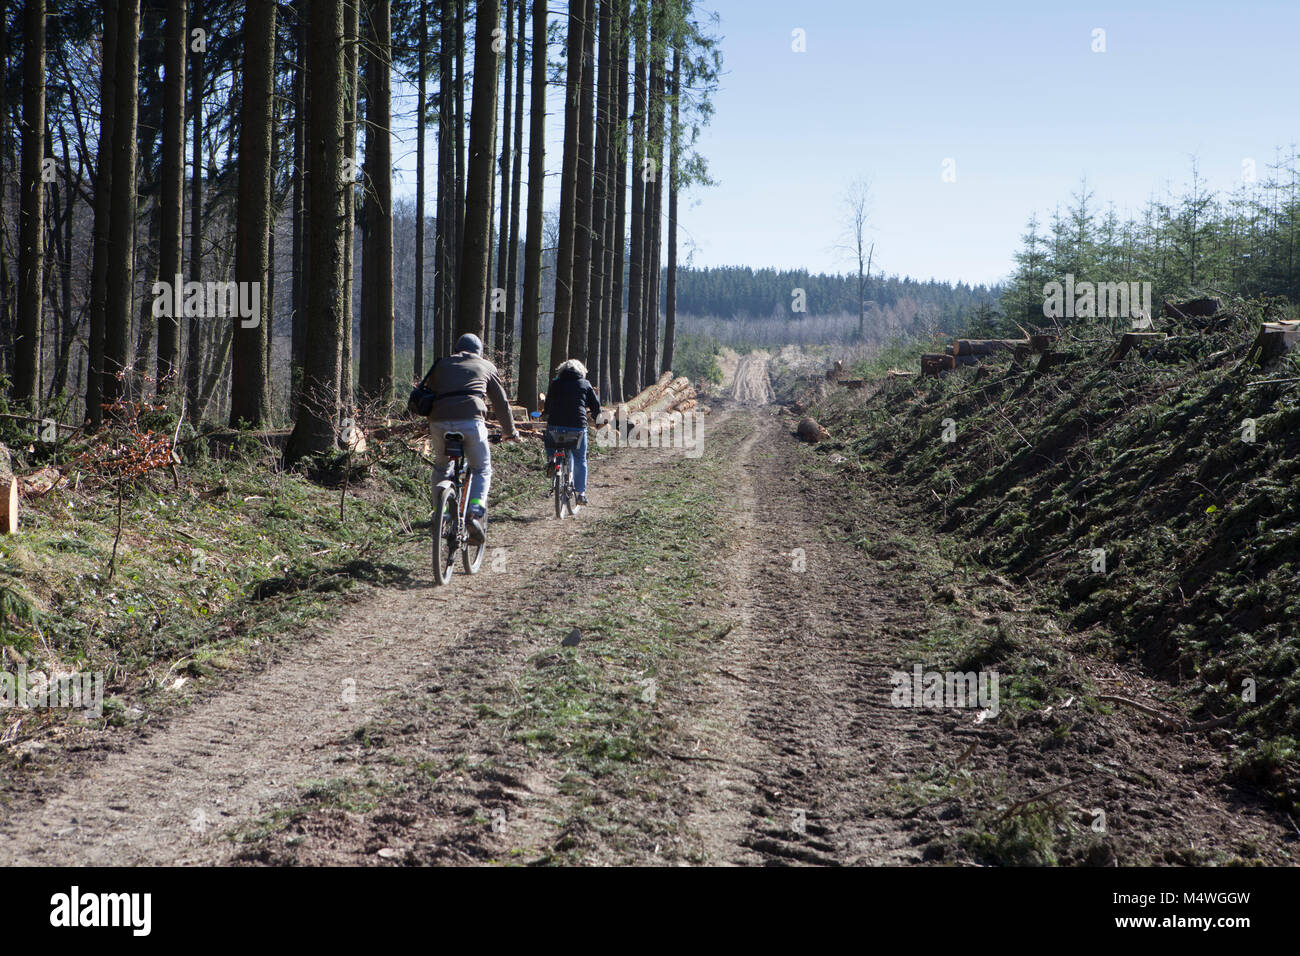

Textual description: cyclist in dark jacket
[543,359,601,505]
[421,333,522,542]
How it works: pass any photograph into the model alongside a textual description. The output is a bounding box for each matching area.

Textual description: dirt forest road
[1,356,1294,865]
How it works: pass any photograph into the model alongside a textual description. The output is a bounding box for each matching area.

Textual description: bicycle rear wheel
[553,464,564,519]
[562,454,575,517]
[463,497,486,574]
[432,484,457,585]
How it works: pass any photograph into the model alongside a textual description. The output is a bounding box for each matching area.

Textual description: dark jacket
[422,351,516,427]
[544,367,601,429]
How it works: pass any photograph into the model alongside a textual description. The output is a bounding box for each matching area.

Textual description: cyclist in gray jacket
[420,333,522,542]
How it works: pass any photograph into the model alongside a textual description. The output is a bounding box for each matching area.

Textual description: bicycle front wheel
[432,484,457,585]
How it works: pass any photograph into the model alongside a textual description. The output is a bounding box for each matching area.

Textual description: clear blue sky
[393,0,1300,287]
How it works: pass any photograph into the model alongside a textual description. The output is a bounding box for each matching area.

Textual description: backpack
[406,357,482,417]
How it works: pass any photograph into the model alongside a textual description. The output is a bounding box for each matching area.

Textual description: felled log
[1029,334,1056,353]
[796,417,829,442]
[1249,321,1300,366]
[1164,297,1221,320]
[18,466,63,499]
[1109,331,1167,363]
[0,477,16,534]
[953,338,1030,356]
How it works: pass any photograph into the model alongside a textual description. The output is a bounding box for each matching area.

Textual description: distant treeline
[672,265,1001,328]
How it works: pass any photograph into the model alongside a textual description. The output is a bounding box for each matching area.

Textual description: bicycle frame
[435,435,469,558]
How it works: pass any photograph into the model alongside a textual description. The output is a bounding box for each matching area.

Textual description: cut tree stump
[1,476,16,534]
[1036,350,1079,372]
[921,353,955,376]
[1249,321,1300,365]
[1163,297,1221,320]
[1109,331,1167,363]
[953,338,1029,356]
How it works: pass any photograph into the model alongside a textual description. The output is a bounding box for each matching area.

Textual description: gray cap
[456,333,483,355]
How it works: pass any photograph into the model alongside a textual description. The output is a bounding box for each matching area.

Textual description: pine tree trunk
[359,0,393,404]
[186,0,204,423]
[289,0,306,415]
[103,0,140,415]
[453,0,465,329]
[0,0,8,386]
[284,0,346,463]
[229,0,276,426]
[517,0,545,411]
[621,0,646,398]
[455,0,500,341]
[662,46,679,375]
[569,0,596,365]
[157,0,187,393]
[414,1,427,381]
[434,0,454,362]
[87,1,117,428]
[551,0,587,367]
[642,11,663,387]
[483,8,500,358]
[50,122,77,402]
[14,0,45,409]
[133,3,165,389]
[493,0,515,371]
[607,0,628,404]
[341,0,359,411]
[590,0,613,395]
[503,0,526,388]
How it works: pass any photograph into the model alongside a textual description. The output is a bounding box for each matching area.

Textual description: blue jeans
[430,418,492,511]
[547,426,588,494]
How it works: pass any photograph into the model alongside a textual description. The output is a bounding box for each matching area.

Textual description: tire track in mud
[727,352,776,406]
[680,407,938,864]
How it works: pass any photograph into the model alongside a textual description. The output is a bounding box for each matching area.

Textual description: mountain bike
[548,430,581,519]
[432,431,486,585]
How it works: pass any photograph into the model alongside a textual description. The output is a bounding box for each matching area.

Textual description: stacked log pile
[617,373,707,420]
[616,372,709,442]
